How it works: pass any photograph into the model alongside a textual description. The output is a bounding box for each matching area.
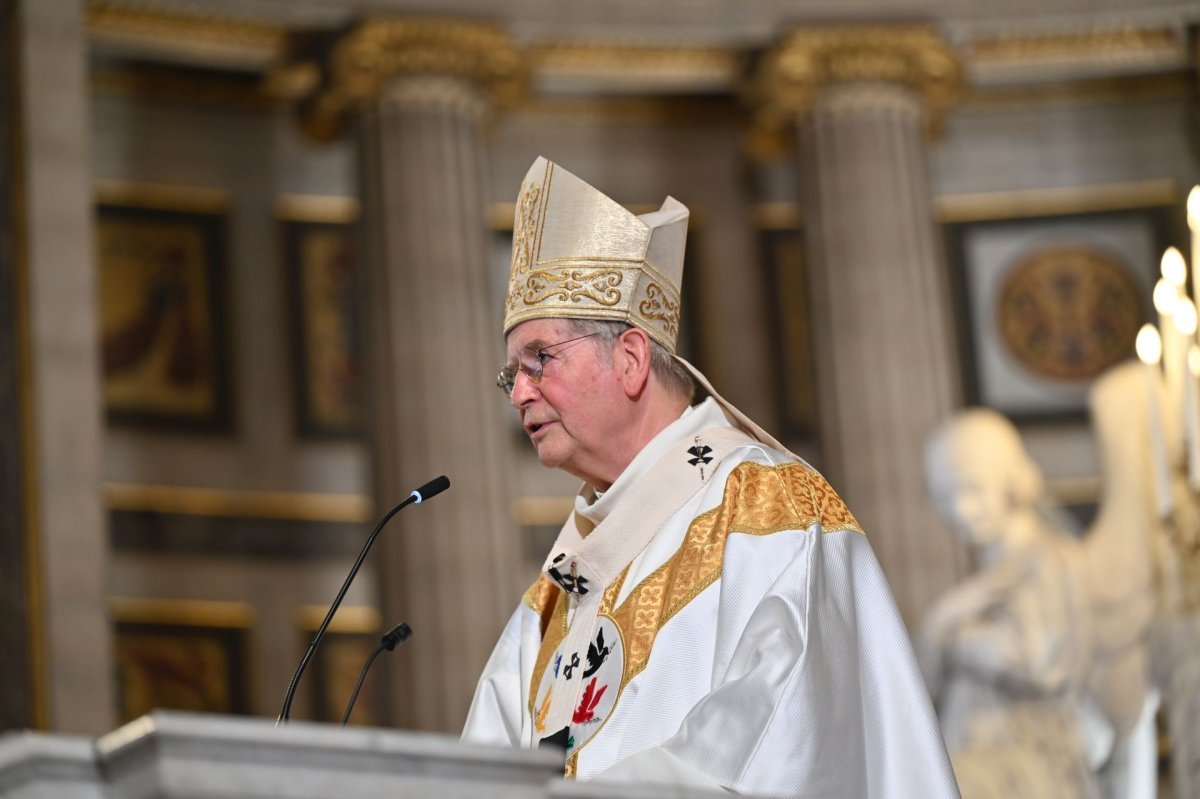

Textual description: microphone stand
[341,623,412,726]
[276,476,448,725]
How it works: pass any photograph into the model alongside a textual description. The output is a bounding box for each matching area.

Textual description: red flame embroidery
[573,677,606,724]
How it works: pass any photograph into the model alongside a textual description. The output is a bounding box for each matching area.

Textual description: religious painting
[283,218,364,438]
[97,202,233,430]
[945,197,1177,421]
[112,598,252,724]
[759,225,818,438]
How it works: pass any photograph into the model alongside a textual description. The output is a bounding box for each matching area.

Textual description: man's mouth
[525,420,553,440]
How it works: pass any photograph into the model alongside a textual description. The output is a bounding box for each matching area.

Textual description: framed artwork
[945,195,1178,421]
[298,605,381,725]
[758,224,818,438]
[111,598,252,724]
[282,216,364,438]
[97,199,233,431]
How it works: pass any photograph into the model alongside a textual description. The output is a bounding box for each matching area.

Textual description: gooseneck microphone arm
[341,622,412,726]
[276,475,449,725]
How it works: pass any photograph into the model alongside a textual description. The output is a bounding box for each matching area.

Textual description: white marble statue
[920,409,1098,799]
[1083,362,1159,799]
[1085,359,1200,799]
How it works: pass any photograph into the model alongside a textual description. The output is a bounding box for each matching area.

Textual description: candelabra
[1134,186,1200,614]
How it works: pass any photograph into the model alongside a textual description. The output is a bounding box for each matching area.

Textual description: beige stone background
[2,0,1198,773]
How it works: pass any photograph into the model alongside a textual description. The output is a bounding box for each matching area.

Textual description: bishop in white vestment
[463,157,960,798]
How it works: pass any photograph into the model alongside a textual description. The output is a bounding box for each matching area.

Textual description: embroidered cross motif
[563,652,581,679]
[548,553,590,595]
[582,627,610,678]
[687,436,713,480]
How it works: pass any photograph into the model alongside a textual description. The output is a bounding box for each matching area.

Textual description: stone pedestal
[313,19,528,731]
[755,26,968,625]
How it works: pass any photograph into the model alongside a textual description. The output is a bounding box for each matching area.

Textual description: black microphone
[276,476,450,725]
[340,623,413,726]
[410,475,449,504]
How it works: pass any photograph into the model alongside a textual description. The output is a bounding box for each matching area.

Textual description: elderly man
[462,157,959,797]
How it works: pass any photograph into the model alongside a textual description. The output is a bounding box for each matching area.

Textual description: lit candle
[1179,299,1200,490]
[1189,345,1200,490]
[1155,272,1183,421]
[1188,186,1200,307]
[1163,246,1188,289]
[1137,323,1173,519]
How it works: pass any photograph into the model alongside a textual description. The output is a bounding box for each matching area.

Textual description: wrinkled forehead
[504,317,575,358]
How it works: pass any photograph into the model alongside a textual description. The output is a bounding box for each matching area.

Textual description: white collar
[574,397,729,528]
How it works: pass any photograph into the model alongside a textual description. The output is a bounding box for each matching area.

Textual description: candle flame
[1162,247,1188,287]
[1179,298,1199,336]
[1154,278,1179,316]
[1137,324,1163,365]
[1189,186,1200,231]
[1190,345,1200,376]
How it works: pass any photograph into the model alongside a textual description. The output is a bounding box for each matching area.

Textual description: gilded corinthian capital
[751,24,963,120]
[282,17,525,140]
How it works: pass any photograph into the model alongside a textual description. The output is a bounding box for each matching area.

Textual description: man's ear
[614,327,652,398]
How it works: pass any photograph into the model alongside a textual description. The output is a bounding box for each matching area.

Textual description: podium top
[1,713,734,799]
[96,711,564,797]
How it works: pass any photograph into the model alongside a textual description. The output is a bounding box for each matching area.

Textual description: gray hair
[563,319,696,403]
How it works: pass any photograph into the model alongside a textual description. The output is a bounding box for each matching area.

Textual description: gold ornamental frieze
[329,17,525,105]
[86,1,286,68]
[293,17,525,140]
[752,24,963,119]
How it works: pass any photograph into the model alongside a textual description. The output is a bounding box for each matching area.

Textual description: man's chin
[535,447,564,470]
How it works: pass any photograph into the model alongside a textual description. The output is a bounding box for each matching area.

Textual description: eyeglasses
[496,332,601,397]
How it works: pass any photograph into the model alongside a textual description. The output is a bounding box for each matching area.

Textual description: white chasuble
[463,399,960,798]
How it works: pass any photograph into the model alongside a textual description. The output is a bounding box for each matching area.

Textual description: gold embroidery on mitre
[609,461,863,686]
[511,182,543,276]
[637,282,680,339]
[521,268,625,307]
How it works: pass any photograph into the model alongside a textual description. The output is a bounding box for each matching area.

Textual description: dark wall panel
[0,0,35,733]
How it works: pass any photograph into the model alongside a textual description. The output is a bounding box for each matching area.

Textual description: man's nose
[509,370,538,407]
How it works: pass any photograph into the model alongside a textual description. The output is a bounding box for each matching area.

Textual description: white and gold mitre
[502,157,689,352]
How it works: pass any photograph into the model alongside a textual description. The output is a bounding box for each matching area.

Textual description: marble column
[308,19,526,732]
[7,0,113,732]
[754,26,968,626]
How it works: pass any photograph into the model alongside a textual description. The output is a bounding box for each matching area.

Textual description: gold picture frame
[278,195,363,438]
[111,597,254,724]
[96,182,234,431]
[942,182,1180,421]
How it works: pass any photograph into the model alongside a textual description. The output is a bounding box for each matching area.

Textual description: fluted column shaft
[757,26,968,626]
[8,0,112,732]
[360,68,522,730]
[801,83,964,625]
